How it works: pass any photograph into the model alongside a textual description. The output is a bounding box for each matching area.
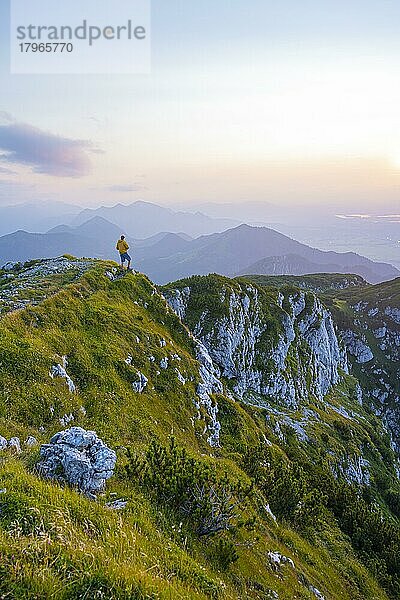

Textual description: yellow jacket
[116,239,129,254]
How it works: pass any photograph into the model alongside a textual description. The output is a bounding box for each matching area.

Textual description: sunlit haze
[0,0,400,215]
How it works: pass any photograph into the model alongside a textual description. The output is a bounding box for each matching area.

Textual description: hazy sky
[1,0,400,212]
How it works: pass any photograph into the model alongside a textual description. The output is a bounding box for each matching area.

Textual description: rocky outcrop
[376,328,400,362]
[195,341,223,447]
[160,357,169,369]
[385,307,400,325]
[25,435,38,447]
[342,331,374,364]
[335,294,400,458]
[50,357,76,393]
[336,454,371,486]
[385,404,400,455]
[268,551,295,570]
[165,286,191,320]
[38,427,116,497]
[297,296,347,397]
[59,413,75,427]
[166,283,347,408]
[0,435,38,452]
[175,369,186,384]
[310,587,325,600]
[106,499,128,510]
[8,437,21,454]
[132,372,148,393]
[0,257,93,314]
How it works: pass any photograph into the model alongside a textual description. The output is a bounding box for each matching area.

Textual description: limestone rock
[106,499,128,510]
[195,341,223,447]
[385,307,400,325]
[342,331,374,364]
[38,427,116,496]
[50,357,76,393]
[165,287,191,320]
[167,284,347,409]
[132,372,148,393]
[25,435,38,447]
[310,586,325,600]
[8,437,21,454]
[267,551,295,570]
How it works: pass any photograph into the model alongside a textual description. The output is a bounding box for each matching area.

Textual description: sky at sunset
[1,0,400,213]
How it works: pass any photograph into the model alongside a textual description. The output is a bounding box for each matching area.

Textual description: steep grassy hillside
[0,259,399,599]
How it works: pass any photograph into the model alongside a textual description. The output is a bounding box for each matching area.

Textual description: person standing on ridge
[116,235,132,270]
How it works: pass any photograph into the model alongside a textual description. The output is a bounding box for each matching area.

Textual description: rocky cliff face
[330,282,400,455]
[163,275,400,494]
[164,277,348,410]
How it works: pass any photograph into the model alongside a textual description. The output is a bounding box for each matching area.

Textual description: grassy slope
[0,259,396,599]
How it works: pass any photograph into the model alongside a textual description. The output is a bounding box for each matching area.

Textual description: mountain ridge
[72,200,239,238]
[0,256,399,598]
[135,224,399,284]
[0,218,397,286]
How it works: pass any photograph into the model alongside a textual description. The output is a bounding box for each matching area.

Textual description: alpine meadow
[0,256,399,599]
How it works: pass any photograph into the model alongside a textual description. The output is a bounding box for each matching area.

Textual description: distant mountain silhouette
[0,222,398,285]
[134,224,399,284]
[236,254,341,276]
[236,253,389,283]
[0,217,123,263]
[72,201,238,238]
[135,231,192,247]
[48,216,123,241]
[0,201,81,236]
[0,230,109,263]
[0,218,193,265]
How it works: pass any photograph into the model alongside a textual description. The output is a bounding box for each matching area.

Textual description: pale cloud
[0,115,100,178]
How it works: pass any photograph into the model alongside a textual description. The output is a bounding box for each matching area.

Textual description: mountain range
[0,200,81,236]
[0,200,238,238]
[1,200,398,275]
[134,224,399,284]
[0,216,398,284]
[71,200,238,238]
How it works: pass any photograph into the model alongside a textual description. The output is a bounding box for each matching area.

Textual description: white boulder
[38,427,116,496]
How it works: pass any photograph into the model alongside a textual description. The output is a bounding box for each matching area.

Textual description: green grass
[240,273,368,292]
[0,259,398,599]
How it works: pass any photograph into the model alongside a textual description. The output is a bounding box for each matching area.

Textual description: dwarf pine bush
[127,437,252,541]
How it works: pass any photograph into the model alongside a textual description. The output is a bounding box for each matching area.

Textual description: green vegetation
[0,258,399,598]
[241,273,368,293]
[325,277,400,443]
